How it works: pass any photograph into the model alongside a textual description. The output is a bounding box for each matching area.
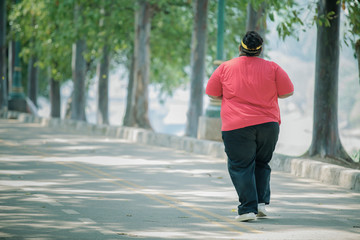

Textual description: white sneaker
[257,203,267,218]
[235,212,256,222]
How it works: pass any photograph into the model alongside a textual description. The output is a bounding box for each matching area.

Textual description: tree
[96,45,110,125]
[27,52,38,107]
[8,0,74,118]
[343,0,360,83]
[9,0,136,122]
[357,39,360,81]
[71,39,87,121]
[185,0,209,137]
[0,0,7,110]
[96,4,110,125]
[124,0,152,129]
[149,0,192,96]
[94,1,134,125]
[246,2,266,57]
[70,2,87,122]
[39,0,73,118]
[124,0,192,128]
[246,2,266,36]
[308,0,352,164]
[254,0,359,165]
[50,69,61,118]
[123,55,135,126]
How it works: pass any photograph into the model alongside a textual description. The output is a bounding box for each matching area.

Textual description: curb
[1,111,359,192]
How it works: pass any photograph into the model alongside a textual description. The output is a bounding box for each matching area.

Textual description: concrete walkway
[0,118,359,239]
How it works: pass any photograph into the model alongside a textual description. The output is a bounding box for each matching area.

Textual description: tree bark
[0,0,7,109]
[27,56,38,107]
[308,0,352,163]
[356,39,360,84]
[131,0,152,129]
[185,0,208,137]
[65,90,72,119]
[123,54,136,126]
[71,39,87,121]
[8,41,14,96]
[97,45,110,125]
[50,75,61,118]
[246,2,266,57]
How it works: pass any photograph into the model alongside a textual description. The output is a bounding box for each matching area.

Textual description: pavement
[0,113,360,239]
[2,111,359,192]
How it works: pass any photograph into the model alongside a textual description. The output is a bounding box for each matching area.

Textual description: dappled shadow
[263,173,360,233]
[1,119,360,239]
[0,159,243,239]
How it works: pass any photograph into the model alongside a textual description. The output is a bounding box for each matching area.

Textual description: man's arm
[278,92,294,99]
[208,95,222,100]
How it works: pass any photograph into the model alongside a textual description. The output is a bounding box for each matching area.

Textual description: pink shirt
[206,56,294,131]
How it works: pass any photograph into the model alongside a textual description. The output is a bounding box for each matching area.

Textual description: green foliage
[7,0,360,101]
[342,0,360,52]
[263,0,307,40]
[150,0,192,95]
[260,0,359,50]
[149,0,248,95]
[206,1,247,75]
[353,150,360,162]
[9,0,74,84]
[84,0,134,62]
[221,1,248,59]
[8,0,134,89]
[149,0,249,96]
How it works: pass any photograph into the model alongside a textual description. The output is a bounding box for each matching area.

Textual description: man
[206,31,294,222]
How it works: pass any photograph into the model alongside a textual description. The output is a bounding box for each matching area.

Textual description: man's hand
[208,95,222,100]
[278,92,294,99]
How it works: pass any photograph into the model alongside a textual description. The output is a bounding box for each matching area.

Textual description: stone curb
[1,110,359,192]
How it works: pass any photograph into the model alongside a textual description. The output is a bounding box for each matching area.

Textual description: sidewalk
[1,111,359,192]
[0,117,359,239]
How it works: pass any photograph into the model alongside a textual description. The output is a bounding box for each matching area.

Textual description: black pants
[222,122,279,215]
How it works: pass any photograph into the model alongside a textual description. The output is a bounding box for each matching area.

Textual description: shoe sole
[235,215,256,222]
[256,211,267,218]
[236,217,255,222]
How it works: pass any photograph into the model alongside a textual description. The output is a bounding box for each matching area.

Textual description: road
[0,119,359,240]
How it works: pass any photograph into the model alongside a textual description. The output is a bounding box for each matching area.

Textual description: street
[0,119,359,240]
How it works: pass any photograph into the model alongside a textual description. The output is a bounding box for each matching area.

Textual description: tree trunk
[356,39,360,84]
[246,2,266,57]
[8,41,14,96]
[65,90,72,119]
[97,45,110,125]
[123,54,136,126]
[0,0,7,109]
[27,56,38,107]
[71,39,87,121]
[50,75,61,118]
[131,0,152,129]
[308,0,352,163]
[185,0,208,137]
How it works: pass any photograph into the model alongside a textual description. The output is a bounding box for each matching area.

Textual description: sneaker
[257,203,267,218]
[235,212,256,222]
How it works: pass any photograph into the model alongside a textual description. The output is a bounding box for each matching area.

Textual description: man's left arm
[205,64,223,99]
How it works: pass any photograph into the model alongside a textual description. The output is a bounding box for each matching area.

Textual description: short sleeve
[274,63,294,96]
[205,64,223,97]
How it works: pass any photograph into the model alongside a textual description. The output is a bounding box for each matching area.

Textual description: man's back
[206,56,293,131]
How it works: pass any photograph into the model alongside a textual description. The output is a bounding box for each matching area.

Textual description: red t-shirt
[206,56,294,131]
